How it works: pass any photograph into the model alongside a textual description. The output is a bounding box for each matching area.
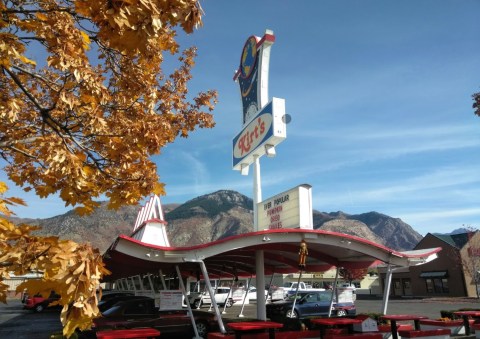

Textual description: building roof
[102,228,441,282]
[429,232,472,249]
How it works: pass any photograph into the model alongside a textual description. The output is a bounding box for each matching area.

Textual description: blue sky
[5,0,480,236]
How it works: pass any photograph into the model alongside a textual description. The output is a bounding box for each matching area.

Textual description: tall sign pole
[233,29,287,320]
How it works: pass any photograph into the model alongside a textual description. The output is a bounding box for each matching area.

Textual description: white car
[188,287,234,308]
[246,287,269,302]
[339,283,357,291]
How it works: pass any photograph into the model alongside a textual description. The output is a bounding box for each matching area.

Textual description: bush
[440,308,480,320]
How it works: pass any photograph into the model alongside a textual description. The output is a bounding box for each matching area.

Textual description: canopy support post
[328,266,340,317]
[290,270,303,317]
[255,250,266,320]
[222,277,236,314]
[382,264,393,314]
[198,260,227,334]
[238,276,252,318]
[159,269,167,290]
[175,265,201,339]
[266,272,275,302]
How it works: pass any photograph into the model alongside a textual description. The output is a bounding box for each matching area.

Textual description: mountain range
[11,190,423,253]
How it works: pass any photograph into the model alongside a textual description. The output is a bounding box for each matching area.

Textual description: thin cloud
[311,166,479,207]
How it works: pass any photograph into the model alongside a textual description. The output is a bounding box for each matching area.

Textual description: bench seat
[378,324,414,332]
[398,329,450,338]
[323,334,383,339]
[96,328,160,339]
[208,330,320,339]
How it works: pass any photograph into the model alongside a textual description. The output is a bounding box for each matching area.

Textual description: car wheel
[194,299,202,308]
[195,320,209,337]
[286,309,298,318]
[34,303,45,313]
[336,309,347,317]
[225,298,233,308]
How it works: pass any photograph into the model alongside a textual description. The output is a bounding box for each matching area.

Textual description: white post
[328,267,340,317]
[253,155,261,232]
[253,155,267,320]
[266,273,275,302]
[238,277,252,318]
[381,264,393,314]
[199,261,227,334]
[290,271,303,317]
[256,250,266,320]
[130,277,136,294]
[175,266,201,339]
[222,278,235,314]
[137,275,145,291]
[159,269,167,290]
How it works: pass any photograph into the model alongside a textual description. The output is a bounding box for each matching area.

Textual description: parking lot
[1,297,480,338]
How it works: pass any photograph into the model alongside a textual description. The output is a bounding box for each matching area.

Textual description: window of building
[426,279,434,293]
[433,278,443,293]
[441,278,449,293]
[425,278,449,294]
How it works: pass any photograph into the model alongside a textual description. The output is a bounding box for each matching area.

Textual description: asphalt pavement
[2,297,480,338]
[0,299,62,338]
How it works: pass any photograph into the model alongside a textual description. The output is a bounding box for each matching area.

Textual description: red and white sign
[232,97,286,171]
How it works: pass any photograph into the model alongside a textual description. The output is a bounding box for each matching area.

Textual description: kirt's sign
[232,98,286,171]
[257,184,313,230]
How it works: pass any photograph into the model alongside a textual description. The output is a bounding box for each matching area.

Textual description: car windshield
[102,305,121,316]
[285,292,309,301]
[285,291,334,302]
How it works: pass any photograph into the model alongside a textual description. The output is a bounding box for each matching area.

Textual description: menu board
[159,290,183,310]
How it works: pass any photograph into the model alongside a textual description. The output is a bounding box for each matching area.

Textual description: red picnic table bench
[380,314,428,339]
[96,328,160,339]
[453,310,480,335]
[310,317,363,338]
[227,321,283,339]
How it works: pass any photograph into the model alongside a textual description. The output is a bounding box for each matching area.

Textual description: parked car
[246,287,269,302]
[188,287,234,308]
[339,283,357,291]
[79,297,218,338]
[23,291,61,312]
[266,290,356,321]
[99,290,134,302]
[97,295,152,313]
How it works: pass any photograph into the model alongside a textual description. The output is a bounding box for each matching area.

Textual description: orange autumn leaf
[0,0,217,337]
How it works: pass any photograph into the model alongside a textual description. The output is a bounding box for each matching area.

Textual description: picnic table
[310,317,363,338]
[453,310,480,335]
[380,314,428,339]
[227,321,283,339]
[96,328,160,339]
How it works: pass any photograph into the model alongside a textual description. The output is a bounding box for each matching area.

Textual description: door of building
[403,279,412,296]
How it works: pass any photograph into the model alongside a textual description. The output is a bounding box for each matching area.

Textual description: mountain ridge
[11,190,423,252]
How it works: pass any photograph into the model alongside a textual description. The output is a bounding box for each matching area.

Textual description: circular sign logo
[240,36,258,79]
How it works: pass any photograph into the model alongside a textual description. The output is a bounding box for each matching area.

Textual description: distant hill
[11,190,423,252]
[450,227,470,235]
[312,210,423,251]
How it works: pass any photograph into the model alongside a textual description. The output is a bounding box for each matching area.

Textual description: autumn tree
[0,0,217,336]
[0,0,217,213]
[339,267,368,285]
[459,228,480,298]
[0,184,110,334]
